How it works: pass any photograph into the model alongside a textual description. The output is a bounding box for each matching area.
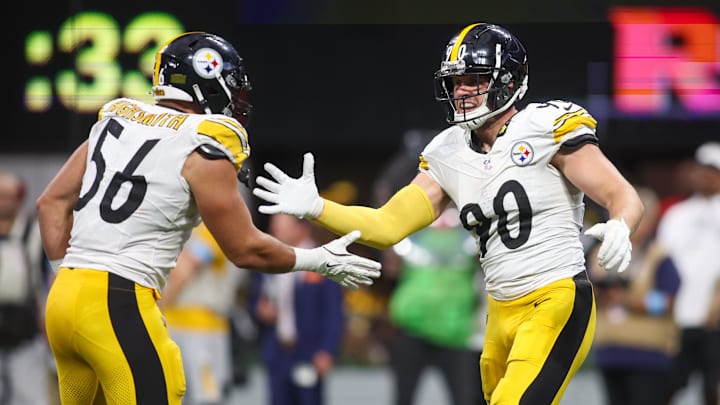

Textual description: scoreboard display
[10,5,720,155]
[23,11,184,115]
[12,1,240,153]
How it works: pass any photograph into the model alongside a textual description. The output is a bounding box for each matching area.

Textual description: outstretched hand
[253,153,325,219]
[293,230,381,290]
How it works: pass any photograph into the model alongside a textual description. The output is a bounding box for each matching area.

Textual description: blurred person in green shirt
[385,205,486,405]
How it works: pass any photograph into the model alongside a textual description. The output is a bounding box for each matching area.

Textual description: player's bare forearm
[37,198,74,260]
[554,143,644,233]
[184,152,296,272]
[37,141,87,259]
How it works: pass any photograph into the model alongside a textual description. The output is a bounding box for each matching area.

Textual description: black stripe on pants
[108,273,168,405]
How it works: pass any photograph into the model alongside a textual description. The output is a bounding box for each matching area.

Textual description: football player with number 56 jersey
[36,32,381,405]
[252,23,644,404]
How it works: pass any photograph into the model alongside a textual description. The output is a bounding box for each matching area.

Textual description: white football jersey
[419,100,598,300]
[62,98,250,291]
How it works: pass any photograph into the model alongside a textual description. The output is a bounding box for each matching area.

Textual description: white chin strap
[454,97,492,130]
[454,74,528,131]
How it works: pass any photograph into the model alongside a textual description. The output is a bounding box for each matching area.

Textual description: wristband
[307,198,325,219]
[292,247,315,271]
[49,259,63,273]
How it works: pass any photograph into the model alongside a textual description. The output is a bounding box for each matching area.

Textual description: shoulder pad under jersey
[524,100,598,145]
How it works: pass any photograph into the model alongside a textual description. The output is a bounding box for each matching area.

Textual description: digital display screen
[24,11,185,115]
[12,1,242,153]
[610,7,720,117]
[10,5,720,155]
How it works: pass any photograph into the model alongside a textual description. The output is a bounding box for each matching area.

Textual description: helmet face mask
[153,32,253,126]
[434,23,529,130]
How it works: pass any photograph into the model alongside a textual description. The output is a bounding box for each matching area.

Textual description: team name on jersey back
[103,99,191,131]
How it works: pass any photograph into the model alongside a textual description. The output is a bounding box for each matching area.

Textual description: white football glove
[584,218,632,273]
[293,230,381,290]
[253,153,324,219]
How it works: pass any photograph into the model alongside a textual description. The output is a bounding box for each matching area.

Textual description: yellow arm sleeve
[314,183,436,250]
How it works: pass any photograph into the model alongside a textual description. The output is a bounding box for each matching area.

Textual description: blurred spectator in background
[590,186,681,405]
[385,204,486,405]
[0,172,51,404]
[658,142,720,405]
[159,221,250,405]
[250,213,345,405]
[319,180,391,367]
[346,130,439,368]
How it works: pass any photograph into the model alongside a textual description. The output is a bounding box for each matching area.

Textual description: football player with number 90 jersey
[251,23,644,404]
[37,31,381,405]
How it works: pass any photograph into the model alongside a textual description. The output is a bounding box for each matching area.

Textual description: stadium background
[7,1,720,403]
[11,0,720,202]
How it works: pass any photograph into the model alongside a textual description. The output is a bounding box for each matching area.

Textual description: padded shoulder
[523,100,598,145]
[196,115,251,171]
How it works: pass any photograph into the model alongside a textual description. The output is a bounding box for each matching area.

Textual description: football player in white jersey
[36,32,381,405]
[252,23,644,404]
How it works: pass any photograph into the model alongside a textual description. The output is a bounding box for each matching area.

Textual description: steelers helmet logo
[193,48,224,79]
[510,141,534,166]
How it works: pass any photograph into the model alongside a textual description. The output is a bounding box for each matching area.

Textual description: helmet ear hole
[203,84,222,97]
[495,76,516,106]
[496,87,512,108]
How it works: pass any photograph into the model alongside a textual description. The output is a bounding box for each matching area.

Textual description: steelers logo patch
[193,48,224,79]
[510,141,534,166]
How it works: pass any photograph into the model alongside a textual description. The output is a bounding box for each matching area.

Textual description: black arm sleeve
[560,133,599,151]
[195,144,229,160]
[195,144,253,188]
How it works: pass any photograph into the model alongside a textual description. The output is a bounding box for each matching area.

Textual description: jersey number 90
[459,180,532,257]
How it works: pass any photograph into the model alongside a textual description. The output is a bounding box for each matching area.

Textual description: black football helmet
[152,32,252,126]
[434,23,529,130]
